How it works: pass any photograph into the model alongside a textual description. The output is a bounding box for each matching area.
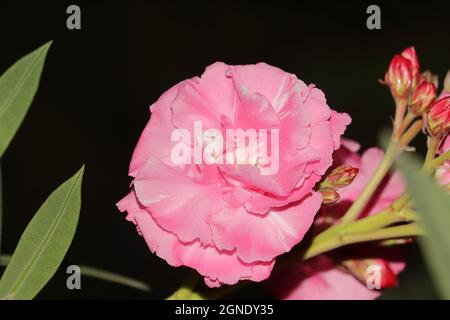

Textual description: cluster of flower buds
[318,165,359,204]
[341,258,398,289]
[384,47,450,140]
[384,47,438,114]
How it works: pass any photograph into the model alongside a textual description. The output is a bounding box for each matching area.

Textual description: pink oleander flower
[117,62,351,287]
[269,139,406,299]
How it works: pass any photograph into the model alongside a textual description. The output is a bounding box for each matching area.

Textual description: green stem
[79,264,151,292]
[428,149,450,169]
[399,119,424,147]
[166,271,200,300]
[341,208,418,234]
[397,111,417,137]
[340,140,398,224]
[391,192,411,211]
[394,100,407,137]
[302,223,424,260]
[0,254,151,292]
[308,207,418,250]
[0,162,2,257]
[425,137,440,164]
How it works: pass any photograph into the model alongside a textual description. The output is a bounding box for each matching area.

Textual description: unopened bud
[319,187,340,204]
[400,47,420,83]
[384,55,414,101]
[426,97,450,138]
[420,70,439,88]
[321,165,359,189]
[341,258,398,289]
[410,81,436,114]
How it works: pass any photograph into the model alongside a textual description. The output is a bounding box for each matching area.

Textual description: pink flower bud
[384,55,414,100]
[400,47,420,82]
[443,71,450,94]
[427,97,450,137]
[342,258,398,289]
[319,187,340,204]
[321,165,359,189]
[410,81,436,114]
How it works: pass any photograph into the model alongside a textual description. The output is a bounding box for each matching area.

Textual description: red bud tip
[400,47,420,82]
[342,258,398,289]
[384,55,414,101]
[374,259,398,289]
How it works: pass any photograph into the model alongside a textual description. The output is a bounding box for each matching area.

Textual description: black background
[0,0,448,299]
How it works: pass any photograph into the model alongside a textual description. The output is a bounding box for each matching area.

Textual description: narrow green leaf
[396,154,450,299]
[0,166,84,299]
[0,41,52,158]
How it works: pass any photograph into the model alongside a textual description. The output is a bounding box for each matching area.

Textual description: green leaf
[0,41,52,158]
[0,166,84,299]
[396,154,450,299]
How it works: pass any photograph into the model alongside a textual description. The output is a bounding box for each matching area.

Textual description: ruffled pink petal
[211,192,322,263]
[129,83,181,177]
[171,79,223,131]
[170,62,239,132]
[173,242,275,288]
[243,173,322,215]
[341,138,361,152]
[271,256,381,300]
[117,191,182,267]
[219,148,316,197]
[133,157,222,245]
[228,73,280,131]
[117,191,274,287]
[232,63,299,104]
[333,138,361,167]
[305,86,331,124]
[304,121,334,176]
[330,111,352,150]
[277,86,311,159]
